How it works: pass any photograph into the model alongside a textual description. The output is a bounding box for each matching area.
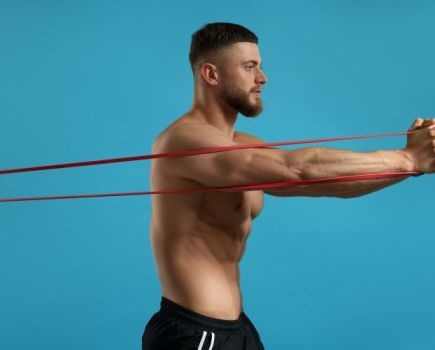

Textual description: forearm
[294,147,414,178]
[275,147,415,198]
[296,174,409,198]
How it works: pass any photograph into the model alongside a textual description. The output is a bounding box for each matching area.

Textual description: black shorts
[142,297,265,350]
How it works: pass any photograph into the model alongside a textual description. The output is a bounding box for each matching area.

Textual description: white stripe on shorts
[197,330,207,350]
[208,332,215,350]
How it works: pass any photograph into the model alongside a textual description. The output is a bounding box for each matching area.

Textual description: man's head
[189,22,267,117]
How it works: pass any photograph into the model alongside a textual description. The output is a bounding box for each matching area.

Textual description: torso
[149,114,264,320]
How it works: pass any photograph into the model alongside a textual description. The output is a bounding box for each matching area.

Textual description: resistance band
[0,131,423,203]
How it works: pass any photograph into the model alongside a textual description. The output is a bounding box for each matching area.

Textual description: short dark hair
[189,22,258,74]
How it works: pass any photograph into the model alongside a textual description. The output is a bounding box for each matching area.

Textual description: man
[142,22,434,349]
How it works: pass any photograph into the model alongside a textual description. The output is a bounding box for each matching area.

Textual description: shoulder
[154,122,235,154]
[234,131,266,144]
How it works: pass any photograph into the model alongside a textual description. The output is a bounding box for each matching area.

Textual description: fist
[405,118,435,174]
[408,117,435,131]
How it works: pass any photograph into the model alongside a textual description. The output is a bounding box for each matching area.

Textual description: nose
[256,68,267,85]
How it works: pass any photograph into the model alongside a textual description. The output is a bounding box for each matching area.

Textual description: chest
[199,189,264,228]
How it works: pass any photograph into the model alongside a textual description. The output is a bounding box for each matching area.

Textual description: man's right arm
[156,120,434,197]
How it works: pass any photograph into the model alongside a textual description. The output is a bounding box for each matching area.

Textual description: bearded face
[220,82,263,117]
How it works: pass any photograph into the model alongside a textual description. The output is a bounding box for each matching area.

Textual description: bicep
[156,125,297,189]
[170,150,254,188]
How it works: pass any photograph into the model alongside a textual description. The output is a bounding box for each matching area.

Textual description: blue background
[1,0,434,349]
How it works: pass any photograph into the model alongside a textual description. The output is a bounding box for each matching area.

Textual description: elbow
[246,150,302,184]
[335,192,364,199]
[288,147,324,181]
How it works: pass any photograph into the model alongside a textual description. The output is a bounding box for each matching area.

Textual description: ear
[200,63,219,86]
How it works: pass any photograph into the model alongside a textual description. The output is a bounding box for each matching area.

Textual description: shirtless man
[142,22,435,350]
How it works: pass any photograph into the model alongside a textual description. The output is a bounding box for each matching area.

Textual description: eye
[245,65,254,71]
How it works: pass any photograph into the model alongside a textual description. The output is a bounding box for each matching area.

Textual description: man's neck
[189,100,238,138]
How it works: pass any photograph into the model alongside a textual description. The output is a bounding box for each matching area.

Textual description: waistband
[159,296,246,331]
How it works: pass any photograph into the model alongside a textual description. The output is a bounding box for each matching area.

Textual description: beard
[221,83,263,117]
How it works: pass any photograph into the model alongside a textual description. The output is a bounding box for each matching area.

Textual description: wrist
[397,148,417,173]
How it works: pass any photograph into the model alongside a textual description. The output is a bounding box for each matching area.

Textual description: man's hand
[403,117,435,174]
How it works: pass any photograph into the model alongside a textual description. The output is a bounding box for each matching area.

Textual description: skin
[150,42,435,320]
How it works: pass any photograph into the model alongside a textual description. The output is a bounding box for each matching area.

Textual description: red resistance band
[0,131,423,203]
